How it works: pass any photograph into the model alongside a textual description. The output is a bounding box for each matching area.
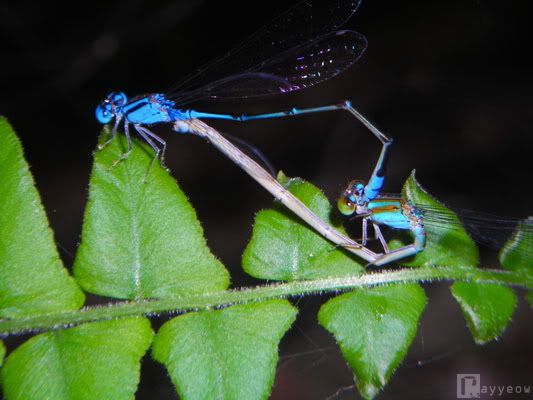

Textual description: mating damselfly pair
[95,0,532,266]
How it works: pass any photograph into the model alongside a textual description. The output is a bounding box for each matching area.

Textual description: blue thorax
[95,92,190,125]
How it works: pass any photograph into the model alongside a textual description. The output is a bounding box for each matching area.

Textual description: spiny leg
[134,125,163,181]
[340,216,380,253]
[99,116,123,150]
[342,211,372,243]
[372,223,390,253]
[362,217,368,245]
[111,122,133,167]
[328,212,372,245]
[137,126,167,164]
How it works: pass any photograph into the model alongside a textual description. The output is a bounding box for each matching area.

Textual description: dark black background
[1,0,532,399]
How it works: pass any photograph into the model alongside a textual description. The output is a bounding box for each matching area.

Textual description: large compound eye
[109,91,127,107]
[337,196,356,216]
[347,180,365,193]
[95,105,113,124]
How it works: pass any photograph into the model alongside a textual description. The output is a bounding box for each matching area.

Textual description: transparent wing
[416,204,533,259]
[166,0,364,102]
[170,30,367,105]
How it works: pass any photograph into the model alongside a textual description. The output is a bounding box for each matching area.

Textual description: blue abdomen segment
[365,175,384,201]
[123,94,189,124]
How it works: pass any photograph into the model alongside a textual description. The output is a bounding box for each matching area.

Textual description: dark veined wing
[170,30,367,106]
[165,0,365,104]
[415,203,533,259]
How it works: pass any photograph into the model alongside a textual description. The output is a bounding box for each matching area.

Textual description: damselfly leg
[110,122,133,168]
[98,117,122,151]
[134,125,168,180]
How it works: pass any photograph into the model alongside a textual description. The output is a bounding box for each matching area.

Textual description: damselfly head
[338,180,366,215]
[95,91,128,124]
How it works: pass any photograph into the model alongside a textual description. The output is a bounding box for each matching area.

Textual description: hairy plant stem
[1,265,530,336]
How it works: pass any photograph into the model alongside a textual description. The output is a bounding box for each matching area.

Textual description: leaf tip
[358,381,382,400]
